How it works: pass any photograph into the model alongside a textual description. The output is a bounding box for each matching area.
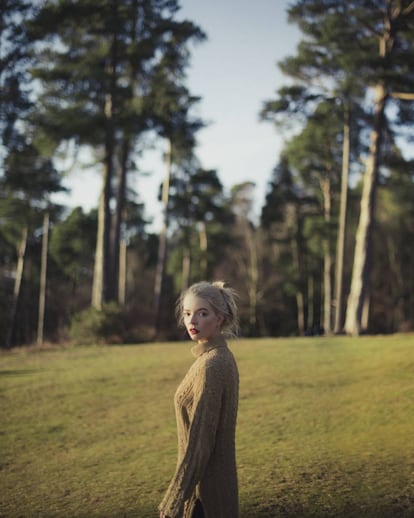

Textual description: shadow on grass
[0,369,40,377]
[241,499,414,518]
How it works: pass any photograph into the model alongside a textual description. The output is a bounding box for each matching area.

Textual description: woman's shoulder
[203,345,237,376]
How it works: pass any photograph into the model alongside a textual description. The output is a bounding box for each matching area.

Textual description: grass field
[1,334,414,517]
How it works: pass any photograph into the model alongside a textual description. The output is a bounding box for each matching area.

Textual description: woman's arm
[159,360,224,518]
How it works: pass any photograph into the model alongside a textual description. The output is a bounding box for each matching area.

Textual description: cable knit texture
[159,335,239,518]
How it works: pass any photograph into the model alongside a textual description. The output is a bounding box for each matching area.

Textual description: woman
[159,281,240,518]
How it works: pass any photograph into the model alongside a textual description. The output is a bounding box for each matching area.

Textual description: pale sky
[53,1,301,230]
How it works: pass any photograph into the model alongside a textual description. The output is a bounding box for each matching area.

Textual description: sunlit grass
[1,335,414,517]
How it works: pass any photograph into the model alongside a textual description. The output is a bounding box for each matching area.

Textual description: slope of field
[1,335,414,517]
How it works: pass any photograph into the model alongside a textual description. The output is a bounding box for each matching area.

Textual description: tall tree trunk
[296,292,305,336]
[37,211,49,345]
[92,188,107,309]
[6,227,28,348]
[387,234,404,330]
[181,247,191,292]
[118,236,127,305]
[109,137,129,301]
[320,174,332,334]
[334,106,350,334]
[344,84,387,335]
[91,117,113,310]
[92,0,118,309]
[246,224,259,330]
[307,274,314,332]
[322,241,332,334]
[322,239,332,334]
[361,289,370,331]
[291,235,305,335]
[198,221,208,278]
[153,139,172,327]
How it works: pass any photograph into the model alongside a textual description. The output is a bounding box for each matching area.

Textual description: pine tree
[343,0,414,335]
[29,0,205,310]
[263,0,414,335]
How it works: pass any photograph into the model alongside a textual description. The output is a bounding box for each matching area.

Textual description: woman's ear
[216,313,225,328]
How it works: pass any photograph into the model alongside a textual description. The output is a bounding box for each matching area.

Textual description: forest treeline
[1,0,414,347]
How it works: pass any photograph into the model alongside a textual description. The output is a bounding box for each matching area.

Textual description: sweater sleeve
[159,358,223,518]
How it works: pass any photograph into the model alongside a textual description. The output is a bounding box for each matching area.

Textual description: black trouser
[192,499,205,518]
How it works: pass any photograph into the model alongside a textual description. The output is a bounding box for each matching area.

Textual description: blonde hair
[176,281,240,338]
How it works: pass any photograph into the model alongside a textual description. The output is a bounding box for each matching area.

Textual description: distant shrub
[69,303,127,345]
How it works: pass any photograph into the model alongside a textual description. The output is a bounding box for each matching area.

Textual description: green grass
[1,335,414,517]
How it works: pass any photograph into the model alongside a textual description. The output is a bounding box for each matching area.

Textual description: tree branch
[390,92,414,101]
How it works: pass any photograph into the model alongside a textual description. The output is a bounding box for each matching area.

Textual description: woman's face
[182,293,224,343]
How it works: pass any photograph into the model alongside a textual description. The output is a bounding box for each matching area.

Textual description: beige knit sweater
[159,336,239,518]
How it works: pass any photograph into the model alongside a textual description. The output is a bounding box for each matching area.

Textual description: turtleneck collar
[191,334,227,357]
